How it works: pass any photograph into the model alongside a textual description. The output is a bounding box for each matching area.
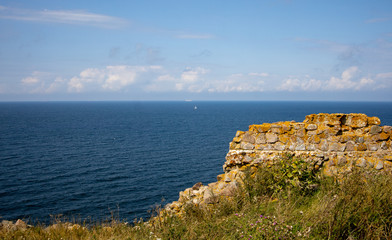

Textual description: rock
[274,142,286,151]
[295,144,306,151]
[203,189,216,204]
[255,133,266,144]
[367,143,379,151]
[241,142,255,150]
[356,158,367,167]
[368,116,381,125]
[306,124,318,131]
[266,133,278,143]
[330,143,345,152]
[375,161,384,170]
[345,141,356,151]
[242,132,255,144]
[370,125,382,135]
[192,182,203,190]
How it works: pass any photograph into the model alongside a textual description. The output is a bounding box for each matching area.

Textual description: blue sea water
[0,101,391,223]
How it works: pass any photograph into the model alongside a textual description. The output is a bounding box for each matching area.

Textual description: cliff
[164,113,392,216]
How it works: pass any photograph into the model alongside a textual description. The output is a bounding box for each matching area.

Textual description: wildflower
[260,215,263,218]
[250,223,254,226]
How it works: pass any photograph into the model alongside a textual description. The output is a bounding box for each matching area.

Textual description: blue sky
[0,0,391,101]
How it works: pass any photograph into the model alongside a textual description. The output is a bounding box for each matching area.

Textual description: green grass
[2,155,392,239]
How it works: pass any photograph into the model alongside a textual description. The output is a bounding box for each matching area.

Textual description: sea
[1,101,391,224]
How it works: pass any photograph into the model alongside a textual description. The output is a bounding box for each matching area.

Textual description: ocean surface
[1,101,392,224]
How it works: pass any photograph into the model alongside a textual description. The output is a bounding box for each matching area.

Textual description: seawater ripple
[0,101,391,223]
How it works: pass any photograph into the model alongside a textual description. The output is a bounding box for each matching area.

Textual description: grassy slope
[2,156,392,239]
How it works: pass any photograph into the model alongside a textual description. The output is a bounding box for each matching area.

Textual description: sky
[0,0,391,101]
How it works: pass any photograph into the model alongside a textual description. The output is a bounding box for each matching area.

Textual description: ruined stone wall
[164,113,392,216]
[225,113,392,176]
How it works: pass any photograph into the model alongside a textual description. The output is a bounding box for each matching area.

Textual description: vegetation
[2,154,392,239]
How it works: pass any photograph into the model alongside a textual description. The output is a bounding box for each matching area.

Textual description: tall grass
[2,155,392,239]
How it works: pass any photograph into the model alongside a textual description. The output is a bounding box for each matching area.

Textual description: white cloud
[22,76,40,84]
[277,67,375,92]
[146,68,267,93]
[0,6,128,28]
[376,72,392,79]
[21,71,49,84]
[248,72,269,77]
[324,66,374,91]
[21,71,66,93]
[207,73,265,93]
[68,65,162,92]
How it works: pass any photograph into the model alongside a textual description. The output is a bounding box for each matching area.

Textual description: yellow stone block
[368,116,381,125]
[378,132,390,141]
[279,134,290,143]
[384,155,392,161]
[357,143,367,151]
[254,123,271,133]
[248,125,259,133]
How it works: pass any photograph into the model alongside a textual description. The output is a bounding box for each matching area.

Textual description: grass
[2,155,392,239]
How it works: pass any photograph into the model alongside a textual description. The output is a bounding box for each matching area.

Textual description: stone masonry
[164,113,392,216]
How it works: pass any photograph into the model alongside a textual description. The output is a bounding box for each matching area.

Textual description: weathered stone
[192,182,203,190]
[306,124,318,131]
[375,161,384,170]
[242,132,255,144]
[355,136,365,143]
[295,144,306,151]
[367,143,379,151]
[296,129,306,137]
[383,126,392,134]
[345,141,356,151]
[370,125,382,135]
[380,141,389,150]
[318,140,329,151]
[279,134,290,143]
[345,114,368,128]
[274,142,286,151]
[356,158,367,167]
[241,142,255,150]
[271,124,283,134]
[330,143,345,152]
[255,133,266,144]
[203,189,216,204]
[306,144,316,151]
[266,133,278,143]
[255,123,271,133]
[337,156,347,166]
[294,123,305,130]
[377,132,390,141]
[357,143,367,151]
[368,116,381,125]
[384,155,392,161]
[229,142,237,150]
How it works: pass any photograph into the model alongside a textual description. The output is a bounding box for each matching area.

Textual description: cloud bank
[0,5,128,28]
[19,65,388,97]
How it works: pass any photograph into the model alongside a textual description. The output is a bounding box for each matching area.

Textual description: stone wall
[164,113,392,216]
[225,113,392,176]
